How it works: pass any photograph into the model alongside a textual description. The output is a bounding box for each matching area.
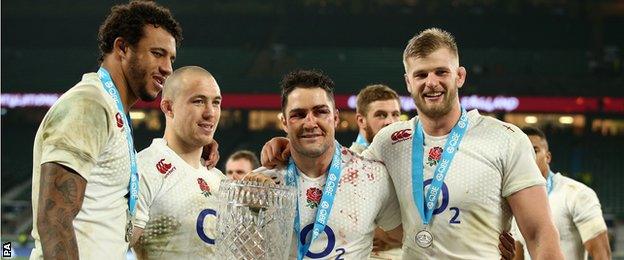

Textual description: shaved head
[163,66,214,101]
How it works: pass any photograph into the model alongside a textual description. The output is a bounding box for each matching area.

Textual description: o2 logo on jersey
[196,208,217,244]
[299,224,346,259]
[424,178,461,224]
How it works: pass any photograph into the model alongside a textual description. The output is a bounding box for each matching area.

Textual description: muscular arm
[507,186,563,260]
[37,162,86,259]
[584,231,611,260]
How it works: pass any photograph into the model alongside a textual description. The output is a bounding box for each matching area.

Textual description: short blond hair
[403,28,459,68]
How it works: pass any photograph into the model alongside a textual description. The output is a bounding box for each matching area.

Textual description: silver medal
[415,229,433,248]
[125,221,133,242]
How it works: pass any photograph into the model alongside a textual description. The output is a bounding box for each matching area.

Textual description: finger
[498,243,512,260]
[499,233,514,253]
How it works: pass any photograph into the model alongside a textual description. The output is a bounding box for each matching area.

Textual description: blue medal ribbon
[354,134,369,148]
[412,108,468,227]
[546,171,555,195]
[285,141,342,260]
[97,67,139,216]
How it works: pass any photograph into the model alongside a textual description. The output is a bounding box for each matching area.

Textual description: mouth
[422,91,445,101]
[299,133,323,140]
[153,75,165,90]
[197,122,215,133]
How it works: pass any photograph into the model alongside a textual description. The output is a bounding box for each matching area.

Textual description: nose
[202,103,215,118]
[383,117,396,126]
[424,72,437,88]
[160,58,173,77]
[302,112,318,129]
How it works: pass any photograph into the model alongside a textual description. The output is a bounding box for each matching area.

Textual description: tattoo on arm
[37,163,87,260]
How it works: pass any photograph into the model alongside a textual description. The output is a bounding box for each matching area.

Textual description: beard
[291,130,330,158]
[127,55,157,102]
[413,87,457,119]
[364,123,375,143]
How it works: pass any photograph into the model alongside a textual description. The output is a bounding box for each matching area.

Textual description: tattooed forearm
[37,163,87,260]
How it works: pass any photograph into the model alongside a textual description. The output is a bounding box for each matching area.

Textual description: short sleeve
[134,151,164,229]
[375,169,402,231]
[40,92,110,180]
[361,128,387,162]
[501,133,546,197]
[569,186,607,243]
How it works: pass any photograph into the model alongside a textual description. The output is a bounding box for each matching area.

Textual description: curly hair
[279,69,335,111]
[356,84,400,116]
[97,0,183,62]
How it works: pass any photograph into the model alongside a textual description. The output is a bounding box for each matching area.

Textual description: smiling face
[122,25,176,101]
[166,72,221,149]
[404,48,466,119]
[281,87,338,159]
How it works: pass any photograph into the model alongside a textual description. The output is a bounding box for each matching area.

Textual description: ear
[333,109,340,128]
[160,99,174,118]
[456,66,467,89]
[546,150,552,164]
[279,112,288,133]
[356,113,367,130]
[113,37,128,58]
[404,74,413,94]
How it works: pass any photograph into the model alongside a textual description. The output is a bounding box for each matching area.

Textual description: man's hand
[38,162,87,259]
[260,137,291,168]
[202,139,219,169]
[499,232,516,260]
[243,173,277,185]
[372,227,401,252]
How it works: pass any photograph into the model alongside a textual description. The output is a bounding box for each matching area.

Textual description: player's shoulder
[468,109,526,141]
[374,117,415,143]
[555,173,598,196]
[137,139,177,178]
[341,146,388,175]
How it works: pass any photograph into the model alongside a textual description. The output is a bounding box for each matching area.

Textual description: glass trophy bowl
[215,179,297,260]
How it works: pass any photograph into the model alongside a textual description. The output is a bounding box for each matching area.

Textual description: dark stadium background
[2,0,623,258]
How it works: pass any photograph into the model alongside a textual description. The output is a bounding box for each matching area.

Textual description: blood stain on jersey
[427,147,443,167]
[306,187,322,209]
[341,168,359,186]
[197,178,212,197]
[156,159,176,178]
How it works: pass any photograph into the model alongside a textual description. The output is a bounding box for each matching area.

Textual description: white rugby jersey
[260,145,402,259]
[31,73,131,260]
[349,140,403,260]
[512,172,607,260]
[133,138,224,259]
[362,110,545,259]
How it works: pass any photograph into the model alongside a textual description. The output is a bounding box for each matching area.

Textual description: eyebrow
[288,105,330,113]
[190,94,222,100]
[412,66,450,75]
[152,47,176,61]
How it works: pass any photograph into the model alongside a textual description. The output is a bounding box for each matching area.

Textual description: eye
[435,70,449,76]
[151,51,164,58]
[212,100,221,106]
[193,99,205,105]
